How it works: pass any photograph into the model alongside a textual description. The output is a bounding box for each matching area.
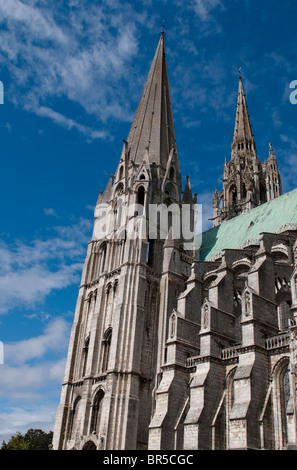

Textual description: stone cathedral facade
[53,33,297,450]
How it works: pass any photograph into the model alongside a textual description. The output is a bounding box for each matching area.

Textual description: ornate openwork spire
[212,74,282,227]
[232,75,256,159]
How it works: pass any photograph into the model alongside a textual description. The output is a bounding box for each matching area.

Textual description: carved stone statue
[203,304,209,329]
[245,291,251,316]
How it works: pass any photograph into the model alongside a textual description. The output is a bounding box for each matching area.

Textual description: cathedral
[53,33,297,450]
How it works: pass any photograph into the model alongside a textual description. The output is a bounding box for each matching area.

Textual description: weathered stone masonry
[53,33,297,450]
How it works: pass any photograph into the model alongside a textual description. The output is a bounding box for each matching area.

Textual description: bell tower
[53,32,195,451]
[212,74,282,226]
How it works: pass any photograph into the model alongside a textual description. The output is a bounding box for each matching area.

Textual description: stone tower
[212,74,282,226]
[52,32,196,451]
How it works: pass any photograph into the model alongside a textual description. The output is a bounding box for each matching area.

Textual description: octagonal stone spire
[125,32,177,171]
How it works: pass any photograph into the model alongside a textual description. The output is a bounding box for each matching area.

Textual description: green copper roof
[199,188,297,261]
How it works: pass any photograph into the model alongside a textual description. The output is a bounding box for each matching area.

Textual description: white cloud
[192,0,223,21]
[0,0,68,44]
[34,106,110,141]
[5,318,70,365]
[44,208,58,217]
[0,317,71,441]
[0,263,80,307]
[0,1,148,138]
[0,402,58,443]
[0,217,92,314]
[0,316,71,441]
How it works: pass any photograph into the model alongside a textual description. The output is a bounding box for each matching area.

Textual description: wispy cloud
[191,0,224,21]
[0,217,92,314]
[0,402,59,441]
[0,0,148,139]
[34,106,110,141]
[5,318,69,366]
[0,0,69,45]
[0,0,232,140]
[0,317,71,441]
[44,208,58,217]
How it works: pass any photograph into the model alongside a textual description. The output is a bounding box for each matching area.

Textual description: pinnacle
[182,175,194,204]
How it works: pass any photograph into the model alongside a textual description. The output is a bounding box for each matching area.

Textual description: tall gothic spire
[212,74,282,227]
[125,32,177,170]
[232,74,256,159]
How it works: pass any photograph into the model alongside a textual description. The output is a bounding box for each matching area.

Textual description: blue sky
[0,0,297,442]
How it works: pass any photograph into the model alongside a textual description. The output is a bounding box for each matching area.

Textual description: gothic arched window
[90,389,105,435]
[147,239,155,267]
[116,198,123,229]
[164,182,175,199]
[229,184,237,205]
[68,396,82,440]
[101,328,112,373]
[241,183,247,199]
[99,242,107,275]
[116,182,124,195]
[272,359,291,449]
[137,186,145,206]
[136,186,145,216]
[260,185,267,203]
[280,364,291,447]
[82,441,97,450]
[82,335,90,377]
[226,367,237,448]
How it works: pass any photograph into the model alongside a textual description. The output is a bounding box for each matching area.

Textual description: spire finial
[238,67,242,78]
[161,19,165,35]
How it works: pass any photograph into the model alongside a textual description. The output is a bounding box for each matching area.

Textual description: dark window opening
[242,183,247,199]
[137,185,145,206]
[260,185,267,203]
[147,239,155,267]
